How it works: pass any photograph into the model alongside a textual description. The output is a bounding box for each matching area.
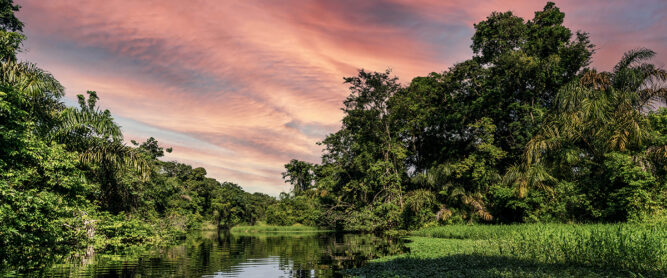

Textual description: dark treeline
[0,1,275,272]
[273,2,666,231]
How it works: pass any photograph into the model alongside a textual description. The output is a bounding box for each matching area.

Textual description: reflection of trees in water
[47,231,406,277]
[319,233,408,270]
[227,232,408,276]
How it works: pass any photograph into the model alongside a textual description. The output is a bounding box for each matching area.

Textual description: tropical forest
[0,1,665,277]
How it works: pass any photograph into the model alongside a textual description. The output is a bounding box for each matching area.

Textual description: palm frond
[54,107,122,143]
[0,61,63,100]
[503,164,556,198]
[613,48,656,75]
[580,69,611,90]
[80,142,151,180]
[435,205,453,222]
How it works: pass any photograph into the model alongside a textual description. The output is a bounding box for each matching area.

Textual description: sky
[16,0,666,195]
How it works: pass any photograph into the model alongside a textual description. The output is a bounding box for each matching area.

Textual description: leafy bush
[0,140,92,271]
[230,224,321,233]
[0,186,90,271]
[266,195,321,227]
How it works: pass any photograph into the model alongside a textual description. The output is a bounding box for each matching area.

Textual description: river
[45,231,406,277]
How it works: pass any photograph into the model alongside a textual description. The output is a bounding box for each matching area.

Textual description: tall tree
[282,159,314,194]
[317,69,407,231]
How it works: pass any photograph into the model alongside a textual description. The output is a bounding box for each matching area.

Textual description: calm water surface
[46,231,406,277]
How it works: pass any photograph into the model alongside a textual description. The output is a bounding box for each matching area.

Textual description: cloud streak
[16,0,666,195]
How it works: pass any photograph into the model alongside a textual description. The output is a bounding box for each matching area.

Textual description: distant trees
[282,159,314,194]
[266,159,320,226]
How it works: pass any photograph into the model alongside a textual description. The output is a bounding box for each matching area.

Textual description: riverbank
[230,223,325,233]
[346,222,666,277]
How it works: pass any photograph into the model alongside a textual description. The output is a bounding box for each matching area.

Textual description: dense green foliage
[278,2,666,231]
[0,2,273,273]
[347,223,666,277]
[229,223,321,233]
[2,0,667,275]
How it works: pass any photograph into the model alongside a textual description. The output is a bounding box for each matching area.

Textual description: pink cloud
[16,0,666,194]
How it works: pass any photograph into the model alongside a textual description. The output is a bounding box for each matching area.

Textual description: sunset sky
[17,0,666,195]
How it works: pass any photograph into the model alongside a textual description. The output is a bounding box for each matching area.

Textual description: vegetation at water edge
[230,223,322,233]
[347,222,666,277]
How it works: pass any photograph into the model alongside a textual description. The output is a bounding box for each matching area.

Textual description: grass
[346,223,666,277]
[229,223,325,233]
[412,223,535,239]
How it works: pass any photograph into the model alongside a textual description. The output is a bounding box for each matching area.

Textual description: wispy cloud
[17,0,666,195]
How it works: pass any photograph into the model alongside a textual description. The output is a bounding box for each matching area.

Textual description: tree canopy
[278,2,665,231]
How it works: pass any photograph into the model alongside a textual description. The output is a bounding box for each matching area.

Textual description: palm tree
[0,61,148,173]
[0,61,63,99]
[0,61,65,132]
[413,163,494,222]
[527,48,666,161]
[521,48,667,199]
[47,91,149,178]
[0,60,150,211]
[53,91,150,212]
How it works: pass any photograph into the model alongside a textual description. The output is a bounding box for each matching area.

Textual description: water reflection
[46,231,406,277]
